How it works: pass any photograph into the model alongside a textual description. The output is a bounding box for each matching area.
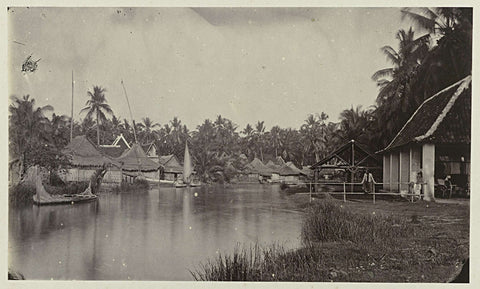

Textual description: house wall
[400,148,410,193]
[422,143,435,201]
[163,172,181,181]
[383,154,390,190]
[103,169,122,184]
[391,153,400,192]
[62,168,97,183]
[283,175,299,184]
[143,171,159,180]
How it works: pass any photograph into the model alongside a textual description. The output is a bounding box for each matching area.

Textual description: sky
[8,7,417,131]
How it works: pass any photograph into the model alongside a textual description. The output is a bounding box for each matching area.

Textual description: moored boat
[33,175,97,206]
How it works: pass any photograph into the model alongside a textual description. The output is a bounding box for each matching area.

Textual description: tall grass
[191,199,421,281]
[301,199,413,248]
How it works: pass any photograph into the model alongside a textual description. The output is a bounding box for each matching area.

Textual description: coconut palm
[138,117,160,144]
[80,86,113,145]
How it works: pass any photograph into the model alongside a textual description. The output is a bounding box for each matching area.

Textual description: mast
[121,80,138,143]
[70,70,74,142]
[121,80,142,175]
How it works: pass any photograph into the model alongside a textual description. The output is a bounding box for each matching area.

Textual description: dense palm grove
[9,8,471,181]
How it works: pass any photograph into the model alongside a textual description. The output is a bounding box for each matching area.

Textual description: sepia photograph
[6,5,472,284]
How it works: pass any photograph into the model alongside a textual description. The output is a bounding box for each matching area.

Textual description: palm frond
[371,68,394,81]
[401,9,437,33]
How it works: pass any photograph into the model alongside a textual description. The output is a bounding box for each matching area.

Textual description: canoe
[33,175,98,206]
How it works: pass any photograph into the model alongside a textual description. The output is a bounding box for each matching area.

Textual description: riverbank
[192,198,469,282]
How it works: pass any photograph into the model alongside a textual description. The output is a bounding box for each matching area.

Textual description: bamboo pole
[343,182,346,202]
[70,70,74,142]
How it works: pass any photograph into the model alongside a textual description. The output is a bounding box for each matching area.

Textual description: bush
[116,178,150,192]
[44,182,89,195]
[301,199,413,248]
[9,183,35,206]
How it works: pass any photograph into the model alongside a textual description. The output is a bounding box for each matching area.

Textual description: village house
[377,75,471,201]
[117,143,162,182]
[158,154,183,181]
[61,135,122,184]
[98,134,131,158]
[141,142,159,163]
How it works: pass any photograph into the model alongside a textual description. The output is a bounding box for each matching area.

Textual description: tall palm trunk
[96,110,100,145]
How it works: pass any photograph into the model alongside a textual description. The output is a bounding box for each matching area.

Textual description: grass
[191,198,469,282]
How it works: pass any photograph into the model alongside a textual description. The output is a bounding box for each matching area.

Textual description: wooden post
[373,182,376,204]
[309,181,312,203]
[343,182,346,203]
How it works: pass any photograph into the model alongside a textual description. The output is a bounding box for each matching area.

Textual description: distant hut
[98,134,131,158]
[244,158,271,182]
[116,143,162,182]
[377,76,471,201]
[266,160,281,183]
[141,142,159,163]
[278,163,306,185]
[158,155,183,181]
[62,135,121,183]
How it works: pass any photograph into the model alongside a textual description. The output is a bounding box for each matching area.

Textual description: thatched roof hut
[244,158,271,176]
[63,135,119,168]
[117,143,161,172]
[158,155,183,173]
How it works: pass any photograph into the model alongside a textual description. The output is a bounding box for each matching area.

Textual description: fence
[298,181,426,204]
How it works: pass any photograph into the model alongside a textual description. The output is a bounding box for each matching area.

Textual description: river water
[9,184,304,280]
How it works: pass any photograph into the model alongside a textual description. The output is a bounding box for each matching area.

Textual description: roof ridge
[415,76,471,142]
[380,75,471,152]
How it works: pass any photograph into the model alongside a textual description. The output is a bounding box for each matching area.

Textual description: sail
[183,142,192,183]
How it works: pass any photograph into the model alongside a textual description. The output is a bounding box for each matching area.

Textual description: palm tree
[80,86,113,145]
[269,125,282,158]
[138,117,160,144]
[254,121,266,161]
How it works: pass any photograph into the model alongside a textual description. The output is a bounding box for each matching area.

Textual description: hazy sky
[8,7,416,131]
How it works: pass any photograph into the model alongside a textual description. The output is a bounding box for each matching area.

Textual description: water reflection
[9,184,303,280]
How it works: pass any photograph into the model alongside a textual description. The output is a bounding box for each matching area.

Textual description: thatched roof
[63,135,119,168]
[244,158,271,176]
[278,164,305,176]
[158,154,183,173]
[98,146,126,158]
[117,143,161,172]
[266,160,281,174]
[274,156,286,166]
[380,75,471,153]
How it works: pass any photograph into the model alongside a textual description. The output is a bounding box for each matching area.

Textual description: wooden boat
[174,179,187,188]
[33,174,97,206]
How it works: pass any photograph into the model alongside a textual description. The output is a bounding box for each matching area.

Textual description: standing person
[413,170,423,200]
[444,175,453,198]
[361,169,375,194]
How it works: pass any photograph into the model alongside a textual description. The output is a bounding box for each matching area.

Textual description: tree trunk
[96,110,100,146]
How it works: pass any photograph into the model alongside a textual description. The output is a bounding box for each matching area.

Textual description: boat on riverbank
[33,175,98,205]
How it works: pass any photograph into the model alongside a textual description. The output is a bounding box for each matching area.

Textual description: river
[8,184,304,280]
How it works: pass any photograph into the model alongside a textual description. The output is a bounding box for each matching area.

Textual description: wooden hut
[310,140,382,193]
[278,164,306,184]
[158,155,183,181]
[117,143,162,182]
[98,134,131,158]
[244,158,271,182]
[377,75,471,201]
[141,142,159,163]
[62,135,121,184]
[266,160,281,183]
